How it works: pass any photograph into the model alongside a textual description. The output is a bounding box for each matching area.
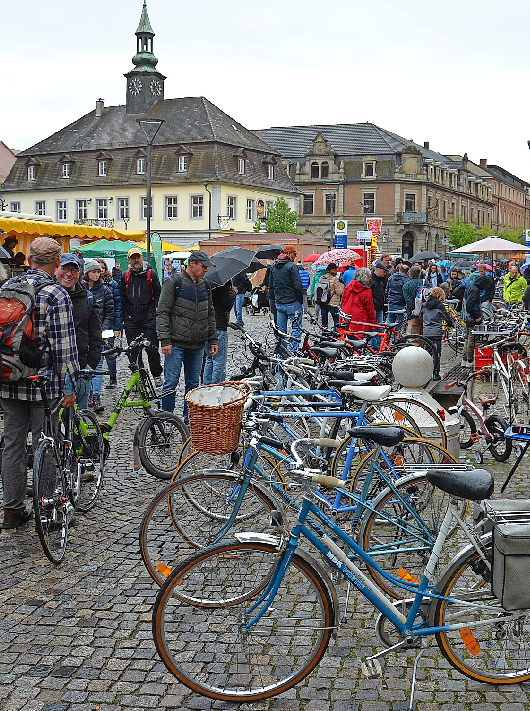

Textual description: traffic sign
[357,230,372,243]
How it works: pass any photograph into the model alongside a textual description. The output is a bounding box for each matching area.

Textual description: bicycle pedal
[361,658,382,679]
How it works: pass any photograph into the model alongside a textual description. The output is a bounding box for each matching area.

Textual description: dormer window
[178,155,187,172]
[137,158,146,175]
[62,163,70,179]
[363,160,376,178]
[27,165,36,181]
[238,157,245,175]
[321,162,329,179]
[98,160,107,177]
[310,162,319,178]
[267,164,274,180]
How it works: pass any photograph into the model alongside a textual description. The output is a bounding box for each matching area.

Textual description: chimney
[480,158,487,169]
[424,141,430,150]
[95,98,104,118]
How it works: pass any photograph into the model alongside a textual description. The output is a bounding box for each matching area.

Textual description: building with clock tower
[124,1,165,114]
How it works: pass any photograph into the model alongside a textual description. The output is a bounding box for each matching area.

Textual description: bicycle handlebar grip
[297,358,316,365]
[311,474,342,488]
[283,364,304,375]
[259,436,285,450]
[314,438,341,449]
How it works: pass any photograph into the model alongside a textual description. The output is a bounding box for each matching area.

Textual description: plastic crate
[474,345,507,369]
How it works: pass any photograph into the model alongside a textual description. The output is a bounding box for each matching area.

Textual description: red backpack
[124,267,154,300]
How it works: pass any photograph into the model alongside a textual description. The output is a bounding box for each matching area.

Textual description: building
[0,2,298,247]
[0,142,19,185]
[255,123,529,260]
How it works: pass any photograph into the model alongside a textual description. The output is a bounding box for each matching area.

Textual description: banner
[366,218,382,236]
[150,232,163,282]
[334,220,348,249]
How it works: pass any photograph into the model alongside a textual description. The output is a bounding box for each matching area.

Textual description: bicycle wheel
[137,413,190,480]
[434,538,530,683]
[358,472,467,600]
[469,366,505,412]
[33,439,68,564]
[367,397,447,449]
[510,360,530,422]
[152,541,335,701]
[74,409,105,513]
[140,472,279,586]
[485,414,512,462]
[459,409,477,450]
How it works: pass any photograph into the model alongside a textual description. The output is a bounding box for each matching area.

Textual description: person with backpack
[268,245,304,353]
[0,238,79,531]
[203,282,235,385]
[503,264,527,305]
[315,263,344,330]
[403,265,424,335]
[120,247,163,385]
[156,251,218,418]
[419,286,453,380]
[297,262,311,313]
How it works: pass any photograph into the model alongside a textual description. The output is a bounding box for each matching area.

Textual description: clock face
[150,79,162,97]
[129,78,142,96]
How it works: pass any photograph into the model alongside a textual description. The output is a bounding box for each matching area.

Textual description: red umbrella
[303,253,322,263]
[313,249,362,267]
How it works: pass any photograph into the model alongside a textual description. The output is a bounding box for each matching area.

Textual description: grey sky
[2,0,529,180]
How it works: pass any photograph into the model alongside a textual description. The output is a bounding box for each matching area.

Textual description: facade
[0,142,19,185]
[0,3,298,247]
[255,124,530,259]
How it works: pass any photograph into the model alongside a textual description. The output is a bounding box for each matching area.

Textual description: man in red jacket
[341,267,376,325]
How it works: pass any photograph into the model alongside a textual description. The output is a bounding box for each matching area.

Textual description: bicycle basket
[185,382,249,455]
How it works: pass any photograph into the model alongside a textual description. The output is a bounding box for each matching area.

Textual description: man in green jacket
[503,264,526,305]
[156,251,218,417]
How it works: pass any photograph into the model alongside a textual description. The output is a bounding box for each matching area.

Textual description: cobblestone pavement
[2,313,530,711]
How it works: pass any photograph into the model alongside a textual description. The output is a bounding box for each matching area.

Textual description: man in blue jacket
[297,262,310,313]
[269,245,303,352]
[385,263,409,324]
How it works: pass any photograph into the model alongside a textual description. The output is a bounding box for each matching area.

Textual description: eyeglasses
[60,265,80,273]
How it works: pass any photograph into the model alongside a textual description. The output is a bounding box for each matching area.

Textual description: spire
[124,2,165,114]
[136,1,154,35]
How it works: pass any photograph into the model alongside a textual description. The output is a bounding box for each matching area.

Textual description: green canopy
[77,239,146,259]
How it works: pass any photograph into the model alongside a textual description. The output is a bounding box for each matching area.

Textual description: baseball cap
[374,261,389,272]
[188,250,212,267]
[60,253,83,270]
[127,247,143,259]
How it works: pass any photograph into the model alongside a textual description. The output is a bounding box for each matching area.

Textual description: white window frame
[136,158,146,175]
[10,201,21,212]
[98,160,107,177]
[227,196,237,220]
[27,165,36,181]
[363,161,376,178]
[190,194,204,219]
[56,200,67,222]
[35,200,46,215]
[265,200,274,216]
[140,196,153,221]
[165,195,178,220]
[76,199,88,221]
[246,198,255,221]
[61,163,70,179]
[117,197,130,220]
[238,157,245,175]
[96,198,108,220]
[362,192,376,214]
[267,164,274,180]
[178,155,187,172]
[404,193,416,212]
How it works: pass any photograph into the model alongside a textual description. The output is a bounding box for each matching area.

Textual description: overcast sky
[2,0,530,180]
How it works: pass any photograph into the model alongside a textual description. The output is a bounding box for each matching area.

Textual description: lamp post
[138,118,165,265]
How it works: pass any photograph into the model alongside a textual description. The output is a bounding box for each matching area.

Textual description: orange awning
[0,217,145,242]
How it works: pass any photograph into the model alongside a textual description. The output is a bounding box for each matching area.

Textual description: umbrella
[0,245,12,261]
[164,251,192,261]
[255,244,284,259]
[449,236,530,254]
[452,259,475,269]
[205,246,265,287]
[313,249,362,267]
[303,253,322,263]
[411,250,440,262]
[77,239,145,259]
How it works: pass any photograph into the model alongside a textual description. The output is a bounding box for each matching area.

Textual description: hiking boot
[92,395,104,414]
[1,507,33,530]
[106,376,117,389]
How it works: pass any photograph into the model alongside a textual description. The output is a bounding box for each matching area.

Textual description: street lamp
[123,216,130,230]
[137,118,165,264]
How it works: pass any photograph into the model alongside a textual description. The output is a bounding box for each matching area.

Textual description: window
[27,165,35,181]
[178,155,187,172]
[76,199,88,220]
[118,197,130,220]
[35,200,46,215]
[10,202,21,212]
[265,200,274,216]
[325,193,336,215]
[364,161,375,177]
[362,193,375,214]
[227,196,237,220]
[96,198,108,220]
[56,200,67,221]
[141,197,153,220]
[165,196,178,219]
[303,194,314,215]
[321,162,329,179]
[404,193,416,212]
[61,163,70,179]
[310,162,319,179]
[191,195,203,219]
[267,164,274,180]
[98,160,107,177]
[136,158,146,175]
[246,198,254,221]
[238,157,245,175]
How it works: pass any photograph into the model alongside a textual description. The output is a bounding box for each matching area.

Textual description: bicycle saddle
[312,347,339,358]
[343,338,366,350]
[479,396,497,406]
[328,379,371,388]
[318,341,349,349]
[361,331,380,339]
[426,468,494,501]
[340,384,391,401]
[327,370,376,383]
[348,426,405,447]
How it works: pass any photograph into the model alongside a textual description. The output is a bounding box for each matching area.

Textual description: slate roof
[485,164,530,190]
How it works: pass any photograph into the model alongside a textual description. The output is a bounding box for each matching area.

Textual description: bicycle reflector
[437,408,446,422]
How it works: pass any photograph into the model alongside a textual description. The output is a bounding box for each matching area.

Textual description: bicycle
[98,334,189,479]
[152,446,529,708]
[30,373,106,563]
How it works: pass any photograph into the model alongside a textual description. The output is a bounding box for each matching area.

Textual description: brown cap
[283,245,297,255]
[127,247,143,259]
[28,237,62,265]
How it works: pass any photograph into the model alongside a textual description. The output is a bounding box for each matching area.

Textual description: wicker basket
[185,382,249,455]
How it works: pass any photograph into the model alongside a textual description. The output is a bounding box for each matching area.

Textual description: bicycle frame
[100,365,154,438]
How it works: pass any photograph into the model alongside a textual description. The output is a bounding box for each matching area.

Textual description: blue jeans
[64,372,91,410]
[385,304,405,326]
[161,346,204,418]
[276,302,303,353]
[92,350,117,395]
[203,330,228,385]
[320,304,339,330]
[234,293,245,325]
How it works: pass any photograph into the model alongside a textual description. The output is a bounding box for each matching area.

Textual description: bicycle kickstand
[341,581,352,623]
[408,645,427,711]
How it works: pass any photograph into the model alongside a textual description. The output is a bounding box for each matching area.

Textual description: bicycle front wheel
[74,409,105,513]
[137,413,190,480]
[140,472,279,585]
[33,439,68,564]
[434,538,530,683]
[153,542,335,701]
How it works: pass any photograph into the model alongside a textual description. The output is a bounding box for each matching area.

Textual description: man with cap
[120,247,163,384]
[370,261,389,324]
[0,237,79,530]
[269,245,303,352]
[156,250,218,417]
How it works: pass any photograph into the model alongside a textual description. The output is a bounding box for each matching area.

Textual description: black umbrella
[452,259,475,269]
[411,250,440,262]
[205,246,265,287]
[0,245,12,261]
[255,244,284,259]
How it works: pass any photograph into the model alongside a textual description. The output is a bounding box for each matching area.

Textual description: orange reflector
[397,568,419,584]
[394,455,405,466]
[459,627,481,656]
[395,412,404,421]
[155,562,173,578]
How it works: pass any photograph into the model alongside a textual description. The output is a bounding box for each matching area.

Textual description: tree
[253,197,303,234]
[448,217,477,248]
[498,224,524,243]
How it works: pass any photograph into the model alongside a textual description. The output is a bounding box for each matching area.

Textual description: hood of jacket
[472,275,492,292]
[424,294,442,310]
[274,257,291,269]
[348,279,371,294]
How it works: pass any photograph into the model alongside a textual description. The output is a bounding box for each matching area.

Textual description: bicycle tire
[485,414,512,462]
[469,366,506,415]
[33,439,68,564]
[458,409,477,449]
[434,537,530,684]
[358,471,467,600]
[74,409,105,513]
[509,360,530,422]
[137,413,190,480]
[152,541,335,701]
[139,472,280,586]
[367,396,448,449]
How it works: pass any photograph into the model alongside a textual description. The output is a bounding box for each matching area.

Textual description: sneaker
[154,376,164,387]
[92,395,104,414]
[1,507,33,530]
[431,372,441,381]
[106,377,117,389]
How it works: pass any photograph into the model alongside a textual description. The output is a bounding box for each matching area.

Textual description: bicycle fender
[234,532,281,546]
[295,547,340,638]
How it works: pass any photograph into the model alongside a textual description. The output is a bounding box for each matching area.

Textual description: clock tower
[124,1,166,114]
